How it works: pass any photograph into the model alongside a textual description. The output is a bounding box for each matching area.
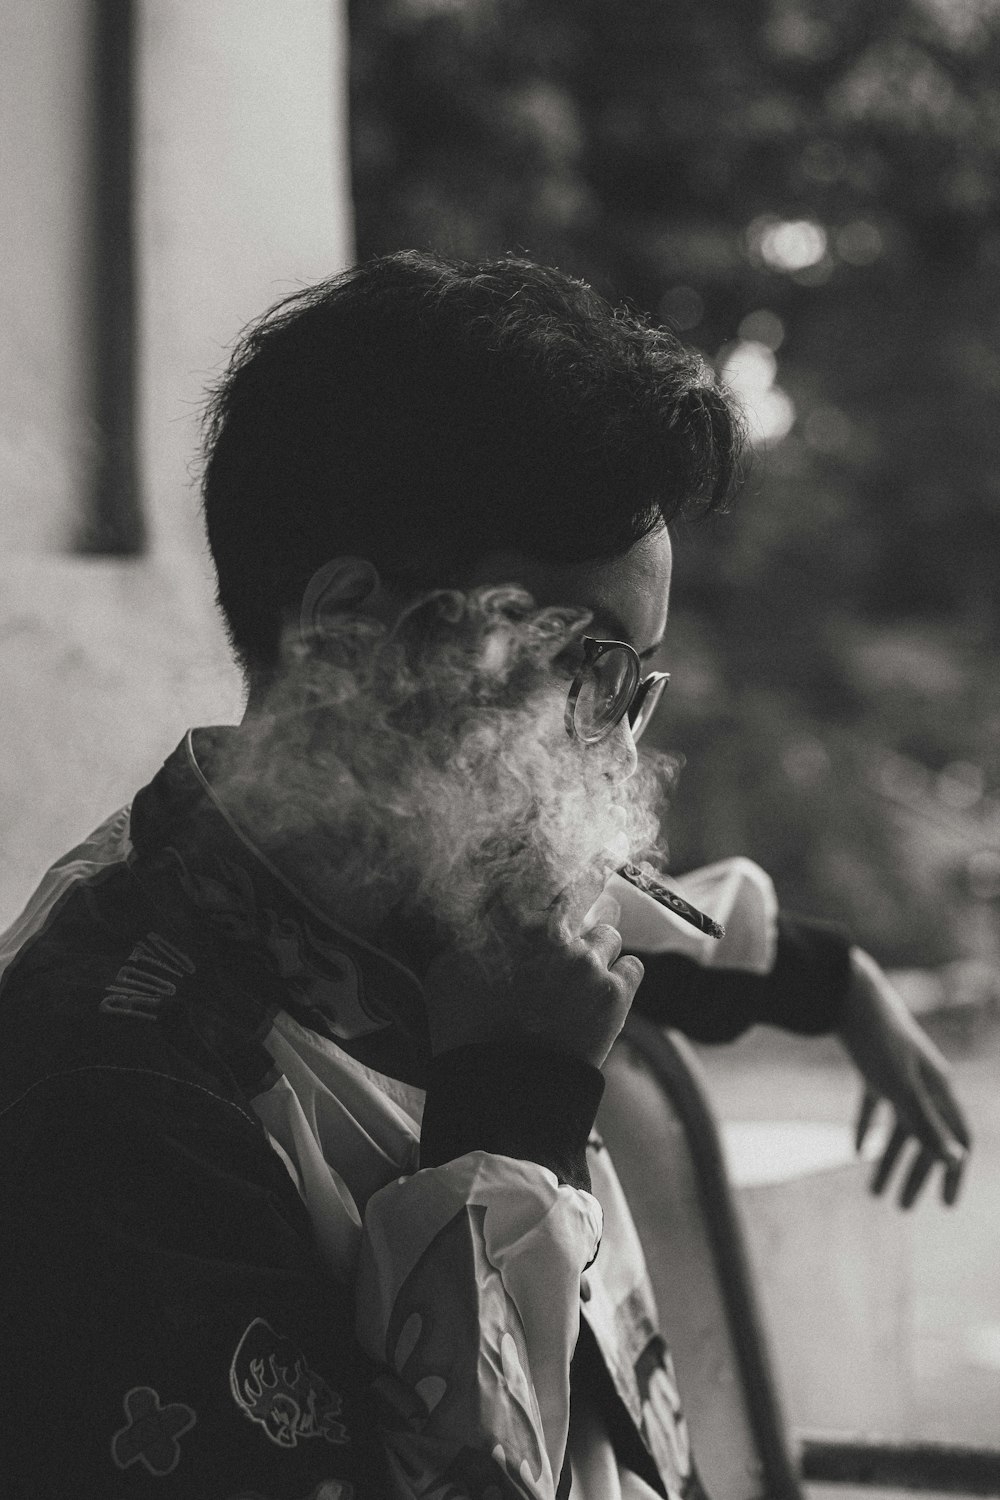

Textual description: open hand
[840,948,971,1208]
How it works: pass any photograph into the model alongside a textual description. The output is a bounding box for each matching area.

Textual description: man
[1,252,968,1498]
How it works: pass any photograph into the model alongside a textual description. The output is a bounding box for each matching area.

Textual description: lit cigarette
[619,862,726,940]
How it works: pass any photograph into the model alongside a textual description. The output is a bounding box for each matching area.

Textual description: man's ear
[299,557,381,640]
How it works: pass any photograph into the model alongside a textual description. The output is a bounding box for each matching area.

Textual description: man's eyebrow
[591,608,664,659]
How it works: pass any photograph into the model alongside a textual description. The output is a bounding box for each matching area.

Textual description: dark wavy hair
[202,250,746,676]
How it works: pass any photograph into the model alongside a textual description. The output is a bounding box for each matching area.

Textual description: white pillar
[0,2,353,925]
[137,0,354,557]
[0,0,92,551]
[725,1121,915,1436]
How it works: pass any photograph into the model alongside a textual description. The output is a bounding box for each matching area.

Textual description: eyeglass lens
[572,644,638,741]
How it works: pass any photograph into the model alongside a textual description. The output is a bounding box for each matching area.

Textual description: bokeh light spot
[835,219,884,265]
[759,218,828,272]
[719,339,795,445]
[721,340,777,395]
[737,308,786,350]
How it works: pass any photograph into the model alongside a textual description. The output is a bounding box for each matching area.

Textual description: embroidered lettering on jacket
[100,931,195,1020]
[229,1318,349,1450]
[110,1385,196,1475]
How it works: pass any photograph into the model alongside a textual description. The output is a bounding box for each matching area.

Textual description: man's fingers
[870,1121,909,1195]
[592,934,644,1000]
[864,1094,969,1207]
[855,1087,878,1152]
[899,1148,934,1210]
[906,1075,965,1166]
[611,952,644,996]
[922,1060,973,1152]
[943,1150,967,1207]
[585,921,623,970]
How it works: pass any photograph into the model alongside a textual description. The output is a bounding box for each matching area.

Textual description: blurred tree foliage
[349,0,1000,964]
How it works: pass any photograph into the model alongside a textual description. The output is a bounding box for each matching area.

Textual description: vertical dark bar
[78,0,146,554]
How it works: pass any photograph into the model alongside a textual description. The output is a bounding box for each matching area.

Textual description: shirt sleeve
[634,911,854,1043]
[355,1041,606,1499]
[3,1043,605,1500]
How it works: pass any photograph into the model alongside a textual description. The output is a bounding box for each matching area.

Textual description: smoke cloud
[215,586,680,957]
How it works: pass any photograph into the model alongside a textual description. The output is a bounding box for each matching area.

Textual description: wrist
[420,1038,605,1190]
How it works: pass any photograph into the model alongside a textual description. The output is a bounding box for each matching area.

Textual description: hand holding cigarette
[423,888,643,1069]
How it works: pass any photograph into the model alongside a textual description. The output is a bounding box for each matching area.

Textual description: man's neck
[191,724,431,977]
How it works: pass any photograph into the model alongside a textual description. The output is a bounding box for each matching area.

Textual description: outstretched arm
[628,860,971,1209]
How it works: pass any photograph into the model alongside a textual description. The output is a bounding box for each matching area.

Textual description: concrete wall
[725,1121,915,1438]
[0,1,353,927]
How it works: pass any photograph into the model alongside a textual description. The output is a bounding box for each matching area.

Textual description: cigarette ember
[619,862,726,940]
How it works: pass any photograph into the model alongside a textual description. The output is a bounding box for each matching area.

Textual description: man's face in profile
[460,524,674,781]
[230,525,675,943]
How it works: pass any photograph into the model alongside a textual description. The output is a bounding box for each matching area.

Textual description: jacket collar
[128,730,431,1084]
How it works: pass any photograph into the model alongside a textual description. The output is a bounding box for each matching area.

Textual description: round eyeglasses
[563,636,670,744]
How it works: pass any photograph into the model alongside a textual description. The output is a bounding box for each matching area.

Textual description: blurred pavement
[692,1004,1000,1445]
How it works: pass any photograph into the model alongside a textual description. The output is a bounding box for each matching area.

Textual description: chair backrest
[598,1013,804,1500]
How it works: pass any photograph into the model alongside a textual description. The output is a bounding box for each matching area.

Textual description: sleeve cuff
[420,1040,605,1192]
[762,913,853,1034]
[633,953,761,1042]
[633,913,854,1041]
